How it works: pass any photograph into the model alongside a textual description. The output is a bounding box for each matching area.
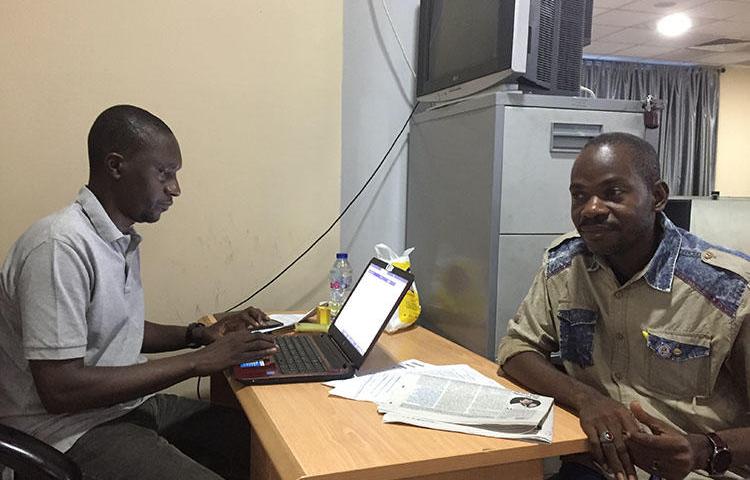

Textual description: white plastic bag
[374,243,421,333]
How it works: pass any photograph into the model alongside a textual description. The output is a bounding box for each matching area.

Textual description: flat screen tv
[416,0,592,102]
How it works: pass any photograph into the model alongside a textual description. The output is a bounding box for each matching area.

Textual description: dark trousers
[65,394,250,480]
[548,461,607,480]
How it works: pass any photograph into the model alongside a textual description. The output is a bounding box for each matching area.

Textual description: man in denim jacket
[497,132,750,480]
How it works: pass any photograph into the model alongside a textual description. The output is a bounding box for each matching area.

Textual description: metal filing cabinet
[406,92,645,358]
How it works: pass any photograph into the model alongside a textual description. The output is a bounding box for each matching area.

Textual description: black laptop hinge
[319,334,350,367]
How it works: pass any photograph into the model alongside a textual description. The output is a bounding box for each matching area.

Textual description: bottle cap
[336,252,348,259]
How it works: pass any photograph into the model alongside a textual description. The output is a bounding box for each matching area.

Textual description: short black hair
[87,105,173,168]
[582,132,661,187]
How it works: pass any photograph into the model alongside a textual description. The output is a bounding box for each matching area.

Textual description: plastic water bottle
[329,253,353,319]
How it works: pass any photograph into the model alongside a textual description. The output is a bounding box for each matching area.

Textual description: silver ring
[599,431,614,443]
[652,460,660,473]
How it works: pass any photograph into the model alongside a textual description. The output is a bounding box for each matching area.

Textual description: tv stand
[422,84,523,112]
[488,83,522,93]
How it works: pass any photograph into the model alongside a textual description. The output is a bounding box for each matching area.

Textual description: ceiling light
[657,13,692,37]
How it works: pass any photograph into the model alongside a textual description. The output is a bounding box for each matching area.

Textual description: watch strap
[705,432,730,474]
[185,322,205,349]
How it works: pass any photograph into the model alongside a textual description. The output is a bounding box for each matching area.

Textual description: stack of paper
[325,361,554,443]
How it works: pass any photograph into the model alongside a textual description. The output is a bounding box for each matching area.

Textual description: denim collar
[643,213,682,292]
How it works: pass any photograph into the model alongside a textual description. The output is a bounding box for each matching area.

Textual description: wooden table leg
[251,425,282,480]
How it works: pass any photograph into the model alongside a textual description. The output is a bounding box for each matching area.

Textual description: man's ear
[652,180,669,212]
[104,152,125,179]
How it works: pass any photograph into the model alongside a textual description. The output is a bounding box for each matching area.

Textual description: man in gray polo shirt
[0,105,278,480]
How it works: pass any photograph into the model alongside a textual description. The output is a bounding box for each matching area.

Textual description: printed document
[325,361,497,403]
[324,361,554,442]
[378,372,553,427]
[383,408,554,442]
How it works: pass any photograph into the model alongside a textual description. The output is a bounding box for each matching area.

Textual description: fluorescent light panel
[657,12,692,37]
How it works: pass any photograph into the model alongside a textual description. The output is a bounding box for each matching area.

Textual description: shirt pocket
[644,331,711,398]
[558,308,598,368]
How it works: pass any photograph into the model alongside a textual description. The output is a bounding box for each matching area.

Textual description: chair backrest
[0,423,81,480]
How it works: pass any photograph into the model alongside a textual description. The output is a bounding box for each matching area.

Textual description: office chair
[0,423,81,480]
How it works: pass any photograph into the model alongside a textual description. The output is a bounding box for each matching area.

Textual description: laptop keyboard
[274,335,326,374]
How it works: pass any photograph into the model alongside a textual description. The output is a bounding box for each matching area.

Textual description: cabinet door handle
[549,122,603,153]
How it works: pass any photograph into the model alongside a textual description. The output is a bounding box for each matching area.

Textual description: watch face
[712,448,732,474]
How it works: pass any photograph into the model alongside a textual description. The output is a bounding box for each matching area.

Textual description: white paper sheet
[324,361,555,442]
[378,373,553,427]
[325,359,431,403]
[382,407,554,443]
[260,313,305,333]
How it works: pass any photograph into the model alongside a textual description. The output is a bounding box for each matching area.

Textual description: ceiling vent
[688,38,750,53]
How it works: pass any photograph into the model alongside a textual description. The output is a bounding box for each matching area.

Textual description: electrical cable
[579,86,597,98]
[381,0,417,79]
[221,101,419,313]
[198,5,420,398]
[196,102,419,400]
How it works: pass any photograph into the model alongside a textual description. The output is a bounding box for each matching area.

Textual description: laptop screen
[333,261,411,356]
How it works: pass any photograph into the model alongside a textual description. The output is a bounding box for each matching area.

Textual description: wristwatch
[185,322,205,349]
[705,432,731,475]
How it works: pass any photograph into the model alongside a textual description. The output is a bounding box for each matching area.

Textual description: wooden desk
[215,325,587,480]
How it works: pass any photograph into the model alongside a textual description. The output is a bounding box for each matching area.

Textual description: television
[416,0,592,102]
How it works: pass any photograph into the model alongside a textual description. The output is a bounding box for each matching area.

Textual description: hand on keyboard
[249,318,284,331]
[193,330,278,376]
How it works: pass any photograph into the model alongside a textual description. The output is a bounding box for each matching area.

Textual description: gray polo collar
[76,186,141,248]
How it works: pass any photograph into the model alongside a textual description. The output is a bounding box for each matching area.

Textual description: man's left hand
[626,401,709,480]
[202,307,271,344]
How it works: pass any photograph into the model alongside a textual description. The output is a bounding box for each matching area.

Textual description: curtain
[581,58,721,196]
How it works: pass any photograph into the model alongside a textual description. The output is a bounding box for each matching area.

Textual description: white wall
[715,66,750,197]
[341,0,419,276]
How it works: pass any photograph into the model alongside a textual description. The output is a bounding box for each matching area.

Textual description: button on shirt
[497,214,750,479]
[0,187,147,452]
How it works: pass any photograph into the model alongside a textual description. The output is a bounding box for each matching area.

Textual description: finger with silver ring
[600,428,637,480]
[584,425,609,474]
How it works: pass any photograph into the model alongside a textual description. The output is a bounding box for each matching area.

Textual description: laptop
[232,257,414,385]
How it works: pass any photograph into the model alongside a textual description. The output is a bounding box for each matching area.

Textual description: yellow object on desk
[294,322,329,333]
[317,303,331,325]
